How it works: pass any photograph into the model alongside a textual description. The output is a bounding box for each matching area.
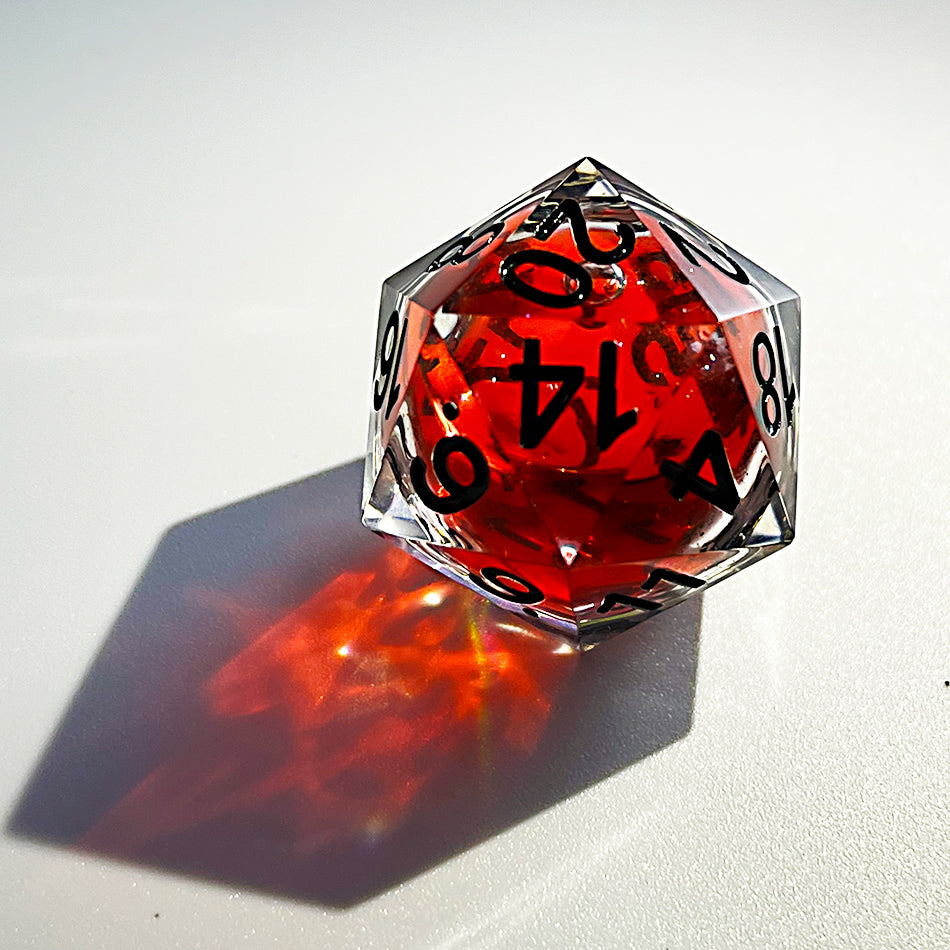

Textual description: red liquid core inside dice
[402,228,762,608]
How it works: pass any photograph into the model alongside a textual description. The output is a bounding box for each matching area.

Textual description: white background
[2,1,948,947]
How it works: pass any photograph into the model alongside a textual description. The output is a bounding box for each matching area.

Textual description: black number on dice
[510,339,638,450]
[597,566,703,614]
[641,567,704,591]
[752,332,781,435]
[469,566,544,605]
[597,593,661,614]
[500,250,593,309]
[410,435,489,514]
[752,327,796,436]
[427,221,504,272]
[501,199,640,309]
[534,198,638,265]
[510,339,584,448]
[373,310,409,419]
[658,221,750,285]
[660,429,740,514]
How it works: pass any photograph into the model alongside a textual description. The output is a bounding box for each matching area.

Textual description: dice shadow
[7,459,702,908]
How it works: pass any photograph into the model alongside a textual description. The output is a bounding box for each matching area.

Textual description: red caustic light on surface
[80,548,575,854]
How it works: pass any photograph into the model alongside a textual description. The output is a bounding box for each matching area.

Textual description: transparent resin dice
[361,158,799,649]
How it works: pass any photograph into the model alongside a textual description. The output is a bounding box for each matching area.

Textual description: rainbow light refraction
[81,547,576,856]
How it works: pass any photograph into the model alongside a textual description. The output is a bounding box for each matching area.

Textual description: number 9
[410,436,490,514]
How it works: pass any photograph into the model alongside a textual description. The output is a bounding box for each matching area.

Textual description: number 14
[510,338,638,451]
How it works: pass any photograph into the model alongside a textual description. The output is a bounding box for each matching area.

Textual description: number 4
[660,429,739,514]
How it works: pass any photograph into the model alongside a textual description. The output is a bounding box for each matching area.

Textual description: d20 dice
[361,158,799,649]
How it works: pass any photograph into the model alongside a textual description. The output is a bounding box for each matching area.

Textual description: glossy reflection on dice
[362,158,799,649]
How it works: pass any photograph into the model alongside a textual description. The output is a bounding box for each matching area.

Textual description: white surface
[2,1,948,947]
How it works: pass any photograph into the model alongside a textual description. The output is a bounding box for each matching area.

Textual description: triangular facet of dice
[362,158,800,649]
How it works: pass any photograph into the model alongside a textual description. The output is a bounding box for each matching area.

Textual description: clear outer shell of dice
[362,158,799,650]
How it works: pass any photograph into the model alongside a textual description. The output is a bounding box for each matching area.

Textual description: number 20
[500,199,639,309]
